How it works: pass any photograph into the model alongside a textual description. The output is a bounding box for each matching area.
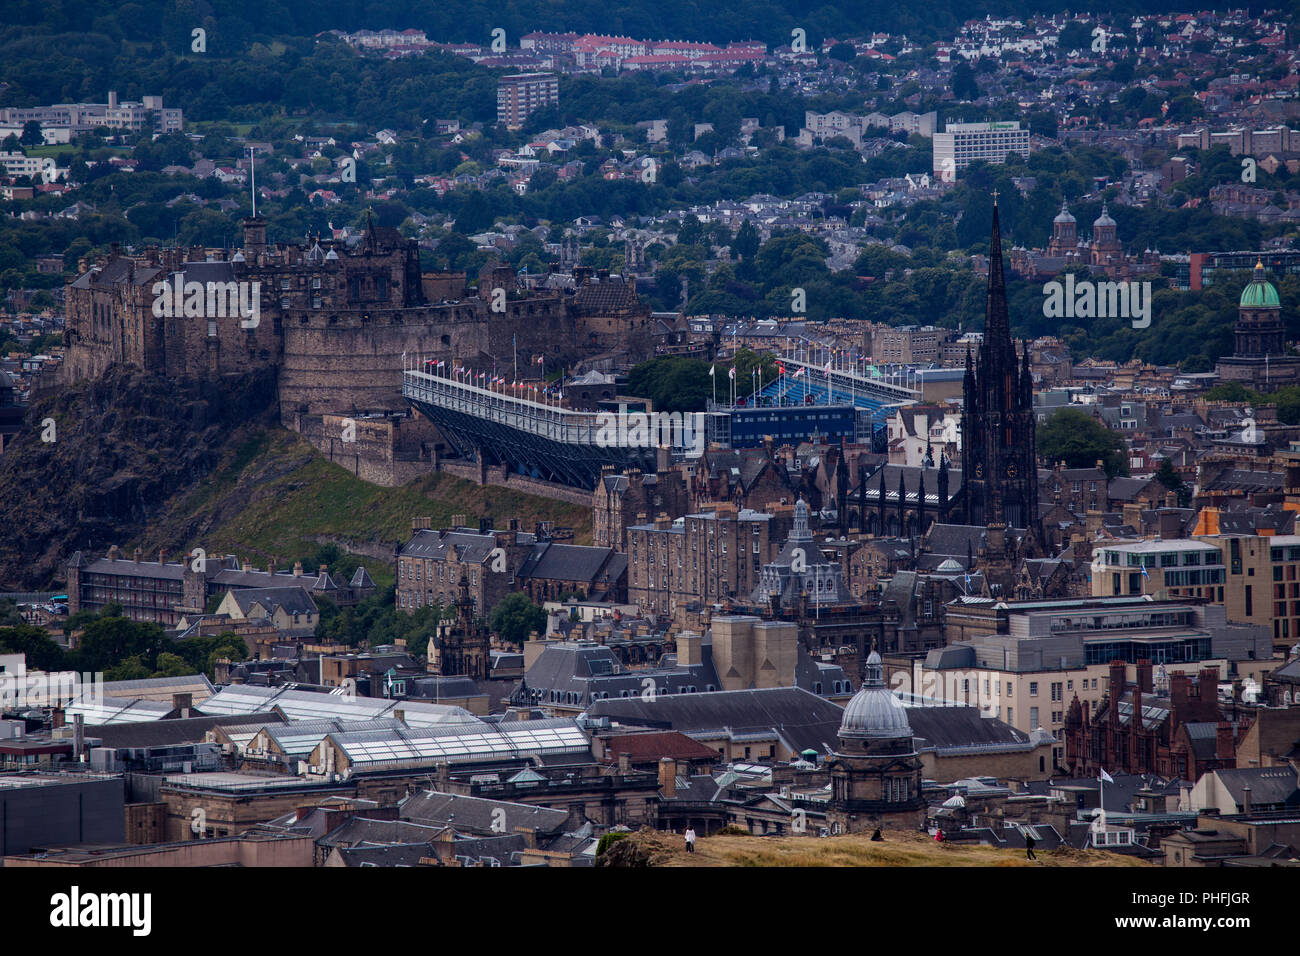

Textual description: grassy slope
[131,427,593,589]
[619,828,1152,868]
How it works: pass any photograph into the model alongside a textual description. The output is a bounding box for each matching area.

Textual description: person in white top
[684,827,697,853]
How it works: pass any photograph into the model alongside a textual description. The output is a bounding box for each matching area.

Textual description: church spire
[985,200,1013,357]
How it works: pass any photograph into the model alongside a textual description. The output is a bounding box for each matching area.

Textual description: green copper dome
[1241,261,1280,309]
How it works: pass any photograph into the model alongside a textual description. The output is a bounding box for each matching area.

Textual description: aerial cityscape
[0,0,1294,919]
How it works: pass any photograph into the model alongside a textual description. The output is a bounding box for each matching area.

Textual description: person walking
[1025,833,1037,861]
[684,826,696,854]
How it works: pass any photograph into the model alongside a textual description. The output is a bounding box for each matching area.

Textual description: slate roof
[333,843,436,867]
[587,686,844,756]
[520,641,720,705]
[399,529,498,564]
[1212,767,1300,809]
[89,711,283,748]
[905,705,1036,754]
[1107,476,1155,501]
[319,817,447,851]
[517,542,617,583]
[1182,720,1241,762]
[228,586,318,617]
[81,557,185,579]
[400,790,569,835]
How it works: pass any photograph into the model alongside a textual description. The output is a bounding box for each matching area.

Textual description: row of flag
[421,358,561,398]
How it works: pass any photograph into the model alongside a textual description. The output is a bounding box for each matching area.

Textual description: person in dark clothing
[870,829,883,842]
[1025,834,1037,860]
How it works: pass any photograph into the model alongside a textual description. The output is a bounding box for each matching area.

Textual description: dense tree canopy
[1037,407,1128,477]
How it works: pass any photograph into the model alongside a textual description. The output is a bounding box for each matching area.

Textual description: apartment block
[626,505,784,620]
[497,73,559,129]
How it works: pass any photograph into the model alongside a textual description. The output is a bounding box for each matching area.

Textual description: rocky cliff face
[0,365,277,589]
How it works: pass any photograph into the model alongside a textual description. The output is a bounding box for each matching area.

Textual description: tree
[1155,458,1190,508]
[19,121,42,146]
[1037,407,1128,477]
[951,62,979,101]
[0,622,68,671]
[733,220,760,261]
[490,593,545,644]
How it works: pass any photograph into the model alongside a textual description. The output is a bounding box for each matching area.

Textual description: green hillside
[133,428,594,589]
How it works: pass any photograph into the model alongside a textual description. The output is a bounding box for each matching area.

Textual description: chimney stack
[1216,721,1235,763]
[1242,785,1252,815]
[293,561,304,577]
[1136,659,1153,694]
[658,757,678,797]
[133,547,142,563]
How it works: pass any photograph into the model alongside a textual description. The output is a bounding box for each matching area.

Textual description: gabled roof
[517,542,616,584]
[228,586,318,617]
[1212,767,1300,809]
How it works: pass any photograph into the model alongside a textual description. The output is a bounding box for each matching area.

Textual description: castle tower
[242,216,267,262]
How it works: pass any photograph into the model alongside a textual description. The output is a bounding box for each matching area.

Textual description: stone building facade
[626,503,790,621]
[826,651,926,833]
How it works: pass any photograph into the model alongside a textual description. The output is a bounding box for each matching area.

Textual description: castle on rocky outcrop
[62,217,655,483]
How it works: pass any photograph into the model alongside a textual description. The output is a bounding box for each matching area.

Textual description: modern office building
[932,121,1031,179]
[921,596,1272,767]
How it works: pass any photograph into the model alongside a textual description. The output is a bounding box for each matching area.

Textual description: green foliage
[0,622,68,671]
[627,357,713,413]
[1203,382,1257,403]
[315,585,447,651]
[76,613,168,674]
[1037,408,1128,478]
[596,832,629,856]
[489,592,545,645]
